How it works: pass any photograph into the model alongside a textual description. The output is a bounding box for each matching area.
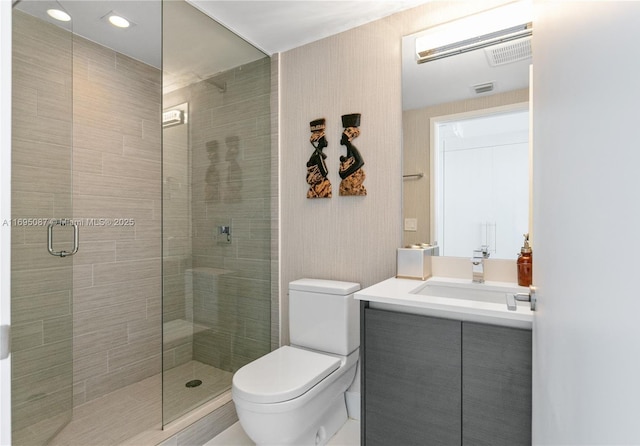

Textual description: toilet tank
[289,279,361,356]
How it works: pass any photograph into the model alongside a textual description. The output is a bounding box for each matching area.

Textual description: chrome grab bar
[47,219,79,257]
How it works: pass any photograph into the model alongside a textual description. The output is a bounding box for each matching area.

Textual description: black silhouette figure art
[224,136,242,203]
[205,140,221,202]
[306,118,332,198]
[338,113,366,196]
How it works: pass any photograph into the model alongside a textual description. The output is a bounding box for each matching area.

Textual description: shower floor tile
[163,360,233,423]
[16,360,231,446]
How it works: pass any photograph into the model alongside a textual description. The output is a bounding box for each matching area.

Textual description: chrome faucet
[471,246,490,283]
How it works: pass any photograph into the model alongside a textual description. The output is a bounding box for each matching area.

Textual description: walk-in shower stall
[10,1,273,443]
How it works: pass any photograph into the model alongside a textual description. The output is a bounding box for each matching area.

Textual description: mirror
[401,1,532,259]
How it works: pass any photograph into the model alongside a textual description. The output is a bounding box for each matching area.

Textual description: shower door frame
[0,1,12,445]
[8,6,76,444]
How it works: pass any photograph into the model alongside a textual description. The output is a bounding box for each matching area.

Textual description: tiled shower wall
[160,113,193,371]
[71,34,162,405]
[162,56,273,374]
[189,59,272,373]
[11,11,74,444]
[12,10,272,434]
[11,10,162,440]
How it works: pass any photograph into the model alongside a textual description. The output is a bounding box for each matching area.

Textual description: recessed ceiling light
[108,14,130,28]
[47,9,71,22]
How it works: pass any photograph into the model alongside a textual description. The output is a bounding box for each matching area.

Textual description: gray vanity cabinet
[462,322,532,445]
[361,303,532,446]
[363,307,462,446]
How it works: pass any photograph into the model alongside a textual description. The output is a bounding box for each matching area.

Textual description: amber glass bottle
[517,234,532,287]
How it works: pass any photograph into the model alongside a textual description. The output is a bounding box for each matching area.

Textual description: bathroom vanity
[356,277,533,445]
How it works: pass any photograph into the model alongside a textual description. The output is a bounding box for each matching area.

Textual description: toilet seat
[233,346,341,404]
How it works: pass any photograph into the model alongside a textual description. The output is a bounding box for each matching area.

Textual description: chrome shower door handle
[47,219,79,257]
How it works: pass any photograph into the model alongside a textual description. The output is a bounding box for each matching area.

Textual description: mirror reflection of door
[432,106,529,259]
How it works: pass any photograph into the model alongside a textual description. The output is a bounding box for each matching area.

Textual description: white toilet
[232,278,361,446]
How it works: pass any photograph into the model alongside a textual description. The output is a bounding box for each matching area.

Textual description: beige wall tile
[84,354,161,402]
[11,321,43,352]
[73,147,103,175]
[73,265,94,289]
[11,288,71,321]
[92,259,160,286]
[73,323,129,358]
[12,362,72,408]
[12,386,72,433]
[72,240,116,266]
[12,138,72,171]
[12,339,71,377]
[73,351,108,383]
[73,298,148,337]
[44,315,73,344]
[11,266,72,299]
[108,336,161,371]
[74,277,159,313]
[115,238,161,262]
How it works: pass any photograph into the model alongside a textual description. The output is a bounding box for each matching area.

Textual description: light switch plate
[404,218,418,231]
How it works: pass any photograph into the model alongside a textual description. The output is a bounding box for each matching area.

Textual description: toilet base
[250,394,347,446]
[308,393,348,446]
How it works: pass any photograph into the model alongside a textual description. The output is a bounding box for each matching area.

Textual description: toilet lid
[233,346,341,404]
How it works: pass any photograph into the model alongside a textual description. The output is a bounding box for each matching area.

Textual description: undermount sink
[355,276,533,329]
[412,278,526,307]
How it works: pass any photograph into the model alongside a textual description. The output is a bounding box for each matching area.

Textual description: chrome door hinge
[0,325,10,360]
[506,285,537,312]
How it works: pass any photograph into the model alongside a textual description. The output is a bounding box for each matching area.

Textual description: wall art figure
[205,140,221,202]
[339,113,366,196]
[306,118,332,198]
[224,135,242,203]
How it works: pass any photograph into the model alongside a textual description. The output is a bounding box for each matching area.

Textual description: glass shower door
[10,4,74,445]
[162,0,272,426]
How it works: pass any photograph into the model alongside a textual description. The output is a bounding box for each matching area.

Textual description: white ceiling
[15,0,163,67]
[15,0,433,94]
[15,0,432,64]
[14,0,530,108]
[189,0,433,55]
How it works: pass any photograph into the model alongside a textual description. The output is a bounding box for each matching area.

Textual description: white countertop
[355,276,533,329]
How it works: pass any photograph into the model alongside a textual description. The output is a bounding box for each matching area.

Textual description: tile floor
[204,419,361,446]
[14,360,231,446]
[163,361,232,423]
[14,359,359,446]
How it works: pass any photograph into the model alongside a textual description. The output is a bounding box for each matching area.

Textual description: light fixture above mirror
[403,1,532,110]
[414,1,532,64]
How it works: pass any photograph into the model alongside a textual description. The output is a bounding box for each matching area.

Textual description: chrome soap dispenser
[517,233,532,287]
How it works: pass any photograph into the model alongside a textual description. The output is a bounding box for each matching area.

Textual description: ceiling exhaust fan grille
[485,37,532,67]
[472,82,495,95]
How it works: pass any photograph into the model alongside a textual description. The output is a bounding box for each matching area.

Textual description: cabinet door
[364,308,461,446]
[462,322,532,445]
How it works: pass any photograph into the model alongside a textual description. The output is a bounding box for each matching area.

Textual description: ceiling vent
[472,82,495,95]
[485,36,532,66]
[415,1,532,64]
